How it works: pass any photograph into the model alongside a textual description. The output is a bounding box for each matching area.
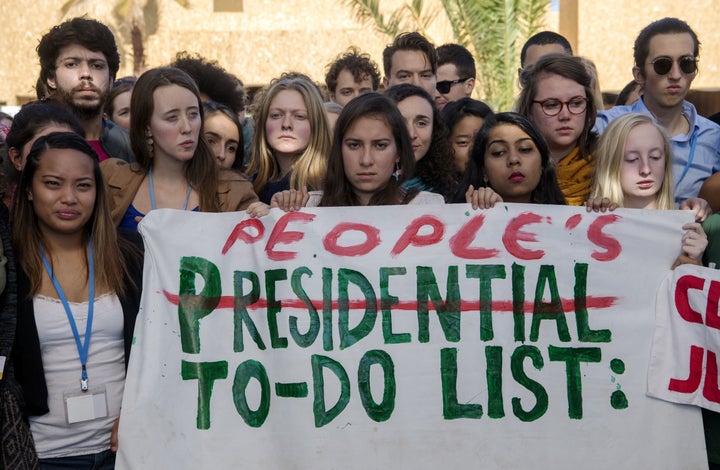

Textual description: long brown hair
[130,67,220,212]
[319,93,416,206]
[13,132,133,296]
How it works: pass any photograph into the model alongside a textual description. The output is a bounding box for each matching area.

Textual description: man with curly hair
[325,47,380,107]
[36,17,133,162]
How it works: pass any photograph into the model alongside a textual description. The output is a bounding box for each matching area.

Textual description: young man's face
[47,44,112,119]
[633,32,697,112]
[518,43,569,86]
[331,68,374,107]
[384,49,436,97]
[435,63,474,110]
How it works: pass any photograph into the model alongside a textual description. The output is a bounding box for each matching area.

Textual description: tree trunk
[131,22,144,76]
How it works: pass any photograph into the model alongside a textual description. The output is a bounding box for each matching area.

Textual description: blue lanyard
[675,131,698,190]
[148,167,193,211]
[40,241,94,392]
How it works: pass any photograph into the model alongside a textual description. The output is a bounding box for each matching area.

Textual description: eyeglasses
[532,97,587,116]
[436,77,470,94]
[650,56,698,75]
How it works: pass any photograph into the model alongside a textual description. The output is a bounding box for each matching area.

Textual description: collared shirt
[595,97,720,205]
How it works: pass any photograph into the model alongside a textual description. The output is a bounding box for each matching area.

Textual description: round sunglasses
[650,56,698,75]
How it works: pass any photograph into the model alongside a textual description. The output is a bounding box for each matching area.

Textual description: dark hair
[516,54,598,160]
[130,67,219,211]
[104,76,136,119]
[6,102,85,153]
[172,52,246,114]
[3,101,85,197]
[320,93,416,206]
[203,100,244,171]
[13,132,132,297]
[441,98,493,134]
[384,84,457,200]
[520,31,573,67]
[615,80,642,106]
[325,47,381,94]
[37,17,120,91]
[454,112,566,204]
[383,32,438,77]
[437,44,476,79]
[634,17,699,73]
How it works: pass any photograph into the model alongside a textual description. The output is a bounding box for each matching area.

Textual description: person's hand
[246,201,271,218]
[680,197,712,222]
[585,197,618,213]
[465,185,502,210]
[671,255,703,270]
[111,417,120,452]
[270,187,309,212]
[680,222,708,261]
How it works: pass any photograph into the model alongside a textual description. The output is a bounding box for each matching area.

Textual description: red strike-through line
[161,290,617,313]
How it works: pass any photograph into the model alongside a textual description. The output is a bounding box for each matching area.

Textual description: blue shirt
[595,97,720,205]
[119,203,199,231]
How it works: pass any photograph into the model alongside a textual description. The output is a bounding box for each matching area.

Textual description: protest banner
[117,204,706,469]
[649,263,720,413]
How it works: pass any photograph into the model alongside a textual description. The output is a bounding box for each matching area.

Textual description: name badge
[64,387,108,424]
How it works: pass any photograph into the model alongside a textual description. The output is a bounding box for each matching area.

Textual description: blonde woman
[586,113,708,266]
[247,73,331,206]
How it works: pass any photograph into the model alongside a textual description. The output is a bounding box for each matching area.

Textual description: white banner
[118,204,706,469]
[649,263,720,413]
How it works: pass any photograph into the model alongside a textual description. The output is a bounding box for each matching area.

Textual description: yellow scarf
[556,147,594,206]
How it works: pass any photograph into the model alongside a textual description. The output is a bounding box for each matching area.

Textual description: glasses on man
[532,97,587,116]
[436,77,470,94]
[650,56,698,75]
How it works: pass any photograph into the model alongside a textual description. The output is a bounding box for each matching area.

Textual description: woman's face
[205,112,240,169]
[397,95,433,161]
[110,90,132,131]
[265,89,311,159]
[529,72,587,160]
[450,115,484,172]
[149,84,201,164]
[29,148,96,238]
[342,116,399,205]
[620,122,666,209]
[483,123,543,203]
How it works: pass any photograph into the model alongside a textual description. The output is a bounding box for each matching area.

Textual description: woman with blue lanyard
[101,67,258,230]
[12,132,144,468]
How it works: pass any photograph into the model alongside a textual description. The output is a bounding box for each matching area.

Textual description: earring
[392,162,402,181]
[146,136,154,158]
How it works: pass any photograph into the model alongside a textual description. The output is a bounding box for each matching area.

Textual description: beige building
[0,0,718,112]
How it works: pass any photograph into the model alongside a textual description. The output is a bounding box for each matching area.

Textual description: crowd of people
[0,13,719,469]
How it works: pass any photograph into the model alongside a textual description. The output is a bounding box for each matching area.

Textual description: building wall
[574,0,720,93]
[0,1,717,108]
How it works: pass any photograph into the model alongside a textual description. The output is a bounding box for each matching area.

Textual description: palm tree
[61,0,189,76]
[345,0,549,111]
